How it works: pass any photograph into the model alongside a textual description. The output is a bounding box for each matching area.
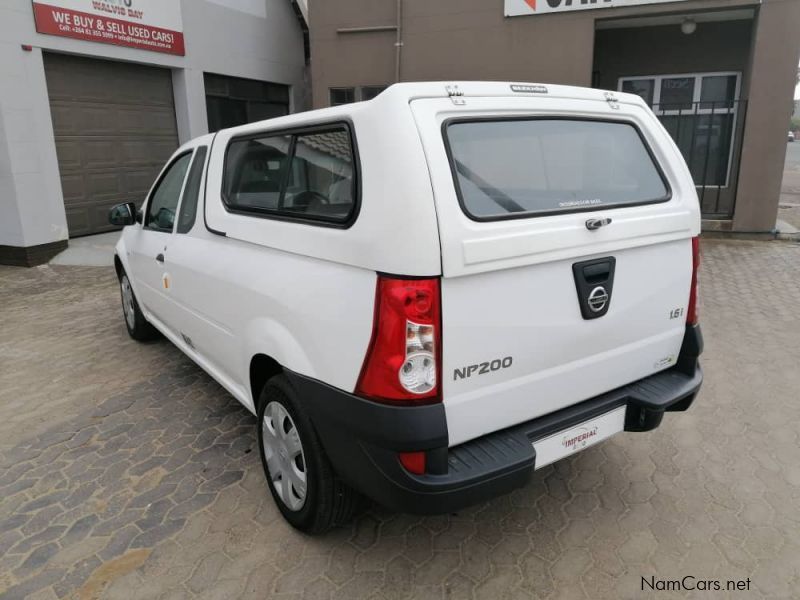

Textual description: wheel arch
[113,254,124,280]
[250,354,283,407]
[243,317,317,408]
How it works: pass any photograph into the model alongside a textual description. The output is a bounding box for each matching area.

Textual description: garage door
[44,53,179,237]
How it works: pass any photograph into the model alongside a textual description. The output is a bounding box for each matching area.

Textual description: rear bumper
[287,324,703,515]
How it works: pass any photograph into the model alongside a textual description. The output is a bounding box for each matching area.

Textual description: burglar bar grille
[651,100,747,219]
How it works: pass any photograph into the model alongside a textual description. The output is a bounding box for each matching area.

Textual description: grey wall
[309,0,596,109]
[309,0,800,233]
[0,0,306,254]
[734,0,800,232]
[593,19,754,219]
[593,20,754,91]
[308,0,763,109]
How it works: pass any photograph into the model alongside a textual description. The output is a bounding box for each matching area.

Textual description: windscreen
[445,119,670,219]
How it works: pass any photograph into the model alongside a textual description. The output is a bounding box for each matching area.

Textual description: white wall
[0,108,25,246]
[0,0,306,251]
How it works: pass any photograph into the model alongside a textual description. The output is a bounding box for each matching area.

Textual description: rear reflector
[687,236,700,325]
[355,276,441,404]
[398,451,426,475]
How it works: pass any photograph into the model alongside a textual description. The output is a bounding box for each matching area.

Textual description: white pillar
[172,67,209,144]
[0,45,68,255]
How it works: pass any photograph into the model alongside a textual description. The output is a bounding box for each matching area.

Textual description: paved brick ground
[1,240,800,600]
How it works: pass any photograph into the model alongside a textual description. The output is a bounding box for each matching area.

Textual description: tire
[256,374,359,533]
[118,271,160,341]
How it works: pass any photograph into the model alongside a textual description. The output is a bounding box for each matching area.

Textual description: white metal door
[128,227,175,333]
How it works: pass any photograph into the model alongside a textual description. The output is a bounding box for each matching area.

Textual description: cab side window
[176,147,208,234]
[223,136,291,212]
[145,152,193,232]
[222,124,357,225]
[284,130,355,222]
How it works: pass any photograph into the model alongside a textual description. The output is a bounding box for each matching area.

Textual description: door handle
[582,261,611,283]
[586,217,612,231]
[155,253,165,264]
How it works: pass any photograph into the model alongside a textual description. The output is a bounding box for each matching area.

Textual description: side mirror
[109,202,137,227]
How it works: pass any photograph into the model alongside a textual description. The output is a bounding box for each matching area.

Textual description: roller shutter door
[44,53,179,237]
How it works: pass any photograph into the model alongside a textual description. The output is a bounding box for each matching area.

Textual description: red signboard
[32,1,185,56]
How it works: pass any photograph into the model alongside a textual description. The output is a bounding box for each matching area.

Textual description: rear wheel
[119,272,159,341]
[256,374,359,533]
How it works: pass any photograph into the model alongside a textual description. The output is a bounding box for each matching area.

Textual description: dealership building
[2,0,798,267]
[310,0,800,235]
[0,0,307,266]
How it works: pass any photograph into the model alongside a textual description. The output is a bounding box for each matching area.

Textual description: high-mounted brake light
[687,236,700,325]
[355,276,442,404]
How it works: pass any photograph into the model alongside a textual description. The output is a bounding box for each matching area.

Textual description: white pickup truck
[110,82,703,533]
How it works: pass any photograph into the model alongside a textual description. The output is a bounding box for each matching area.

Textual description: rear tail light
[687,236,700,325]
[355,276,441,404]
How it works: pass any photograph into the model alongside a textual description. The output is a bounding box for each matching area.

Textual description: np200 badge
[454,357,513,380]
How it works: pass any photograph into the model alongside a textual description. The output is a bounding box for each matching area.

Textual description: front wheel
[119,272,159,341]
[256,374,359,533]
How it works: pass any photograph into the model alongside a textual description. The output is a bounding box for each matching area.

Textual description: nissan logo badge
[588,286,609,313]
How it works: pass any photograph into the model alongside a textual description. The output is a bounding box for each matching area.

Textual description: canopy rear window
[444,118,670,220]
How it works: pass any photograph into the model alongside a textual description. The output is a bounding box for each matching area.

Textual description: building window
[360,86,387,101]
[205,73,290,133]
[619,72,741,187]
[329,88,355,106]
[659,77,695,111]
[329,85,388,106]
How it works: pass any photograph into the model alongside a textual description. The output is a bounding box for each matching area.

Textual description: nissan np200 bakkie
[110,82,703,533]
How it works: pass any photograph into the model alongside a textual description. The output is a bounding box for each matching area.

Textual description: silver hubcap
[262,401,307,511]
[120,275,136,329]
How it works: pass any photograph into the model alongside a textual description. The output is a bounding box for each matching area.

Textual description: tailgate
[410,93,700,447]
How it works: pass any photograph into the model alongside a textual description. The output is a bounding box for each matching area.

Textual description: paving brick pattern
[1,240,799,599]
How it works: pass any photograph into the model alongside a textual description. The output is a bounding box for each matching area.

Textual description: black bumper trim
[286,324,703,515]
[286,374,448,451]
